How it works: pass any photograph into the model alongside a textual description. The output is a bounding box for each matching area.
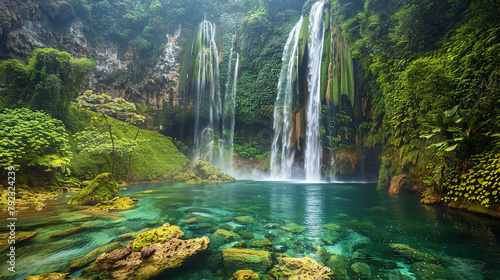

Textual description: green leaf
[445,144,458,152]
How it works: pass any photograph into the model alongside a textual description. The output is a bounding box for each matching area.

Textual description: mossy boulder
[233,269,260,280]
[51,227,86,238]
[68,173,118,205]
[211,229,241,246]
[350,262,372,279]
[235,216,255,224]
[93,197,135,211]
[250,238,273,248]
[0,232,37,252]
[222,248,273,275]
[25,273,78,280]
[267,256,333,280]
[326,254,350,280]
[282,223,306,233]
[390,243,438,263]
[132,223,183,252]
[192,160,236,183]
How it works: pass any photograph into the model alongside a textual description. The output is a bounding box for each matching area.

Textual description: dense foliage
[0,48,95,123]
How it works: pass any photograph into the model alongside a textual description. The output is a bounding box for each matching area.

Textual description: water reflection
[304,184,324,243]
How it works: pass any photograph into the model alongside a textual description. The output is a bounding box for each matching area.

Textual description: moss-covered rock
[235,216,256,224]
[282,223,306,233]
[190,160,236,183]
[68,173,118,205]
[233,269,260,280]
[0,232,37,252]
[250,238,273,248]
[222,248,273,275]
[410,262,450,280]
[132,223,183,252]
[389,243,438,263]
[211,229,241,245]
[93,197,135,211]
[25,273,79,280]
[326,254,350,280]
[350,262,372,279]
[51,227,86,238]
[267,256,333,280]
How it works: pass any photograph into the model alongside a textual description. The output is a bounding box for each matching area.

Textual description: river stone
[51,227,86,238]
[390,243,438,263]
[282,223,306,233]
[222,248,272,275]
[235,216,255,224]
[232,269,259,280]
[268,256,333,279]
[351,262,372,279]
[410,262,449,280]
[0,232,37,252]
[250,238,273,248]
[326,254,350,280]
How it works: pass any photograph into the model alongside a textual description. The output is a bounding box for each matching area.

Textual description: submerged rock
[235,216,256,224]
[326,254,350,280]
[68,173,118,205]
[222,248,272,275]
[0,232,37,252]
[211,229,241,246]
[410,262,449,280]
[233,269,260,280]
[182,217,199,224]
[250,238,274,248]
[267,256,333,280]
[350,262,372,279]
[96,224,209,280]
[282,223,306,233]
[390,243,438,263]
[51,227,86,238]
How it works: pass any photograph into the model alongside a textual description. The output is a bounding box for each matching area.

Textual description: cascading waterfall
[192,20,222,164]
[305,1,325,182]
[221,35,239,171]
[270,17,303,180]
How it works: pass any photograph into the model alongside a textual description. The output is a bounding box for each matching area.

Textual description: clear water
[2,181,500,279]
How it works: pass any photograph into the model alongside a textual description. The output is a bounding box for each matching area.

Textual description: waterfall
[270,17,303,180]
[192,20,222,164]
[305,1,325,182]
[221,36,239,171]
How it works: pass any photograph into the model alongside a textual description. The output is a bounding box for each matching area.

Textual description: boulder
[235,216,255,224]
[233,269,260,280]
[389,243,438,263]
[222,248,272,275]
[96,225,209,280]
[211,229,241,246]
[0,232,37,252]
[267,256,333,280]
[282,223,306,233]
[68,173,118,205]
[250,238,273,248]
[93,197,135,211]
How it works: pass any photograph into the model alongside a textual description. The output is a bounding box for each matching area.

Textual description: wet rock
[236,230,255,240]
[182,217,199,224]
[68,173,118,205]
[233,241,247,248]
[250,238,273,248]
[25,273,77,279]
[0,232,37,252]
[116,233,135,241]
[189,160,236,183]
[210,229,241,247]
[410,262,449,280]
[51,227,86,238]
[92,197,135,211]
[233,269,260,280]
[235,216,255,224]
[222,248,272,275]
[350,262,372,279]
[267,256,333,280]
[96,225,209,280]
[390,243,438,263]
[132,223,183,251]
[282,223,306,233]
[69,242,123,271]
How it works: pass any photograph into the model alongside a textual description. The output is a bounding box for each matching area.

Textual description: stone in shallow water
[25,273,76,280]
[51,226,86,238]
[390,243,439,263]
[222,248,272,275]
[267,256,333,279]
[282,223,306,233]
[250,238,273,248]
[0,231,37,251]
[326,254,350,280]
[235,216,256,224]
[182,217,199,224]
[410,262,449,280]
[233,269,259,280]
[236,230,255,240]
[211,229,241,246]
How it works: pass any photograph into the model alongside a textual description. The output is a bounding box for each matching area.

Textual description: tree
[0,108,71,175]
[76,90,145,176]
[0,48,95,122]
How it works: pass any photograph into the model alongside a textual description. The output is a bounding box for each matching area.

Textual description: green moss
[68,173,118,205]
[93,197,135,211]
[133,223,183,252]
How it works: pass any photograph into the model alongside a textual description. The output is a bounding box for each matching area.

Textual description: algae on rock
[68,173,118,205]
[132,223,183,252]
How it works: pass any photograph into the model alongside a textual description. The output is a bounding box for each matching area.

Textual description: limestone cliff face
[1,0,182,114]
